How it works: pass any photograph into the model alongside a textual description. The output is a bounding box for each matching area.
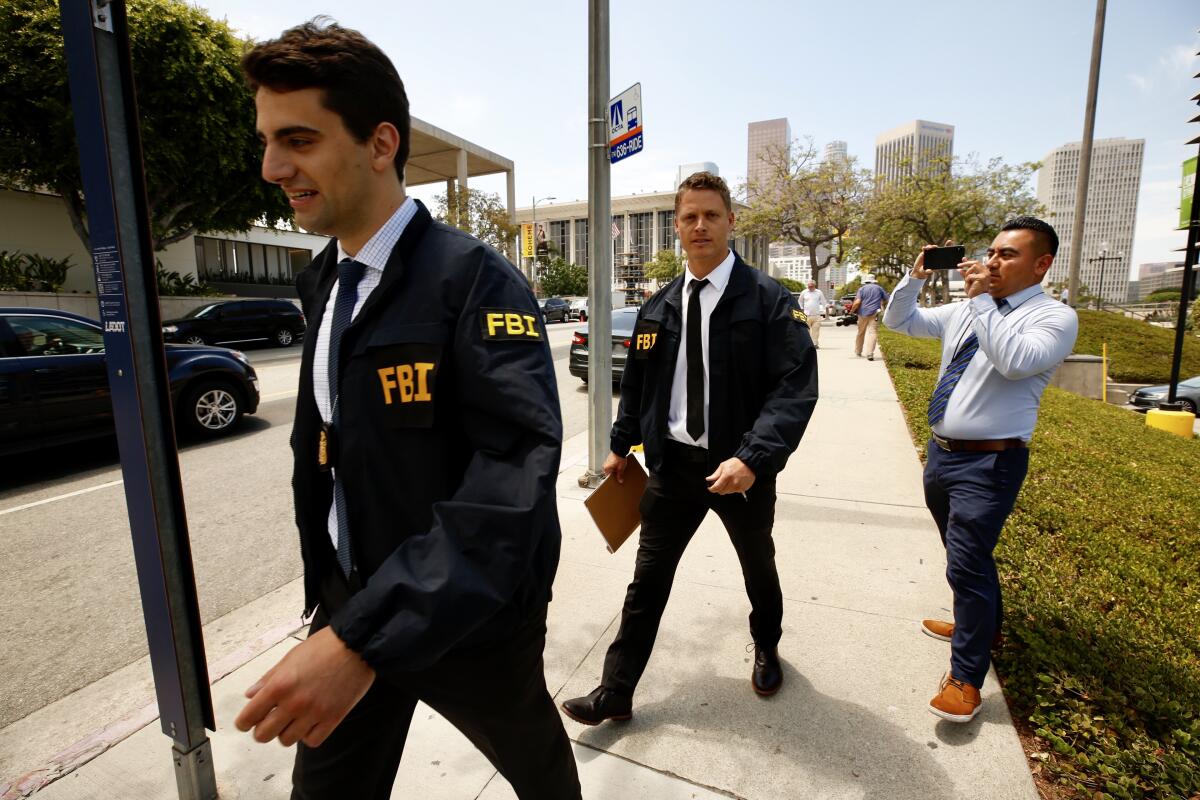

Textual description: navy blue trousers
[922,441,1029,689]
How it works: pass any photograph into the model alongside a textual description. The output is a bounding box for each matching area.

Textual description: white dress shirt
[313,197,418,550]
[882,274,1078,441]
[799,289,827,318]
[666,249,735,449]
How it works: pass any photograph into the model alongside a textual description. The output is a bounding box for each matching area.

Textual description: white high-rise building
[675,162,720,189]
[747,118,791,199]
[1036,137,1144,304]
[874,120,954,186]
[823,140,848,163]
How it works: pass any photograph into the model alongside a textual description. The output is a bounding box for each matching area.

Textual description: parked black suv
[538,297,570,323]
[162,299,305,347]
[0,308,260,455]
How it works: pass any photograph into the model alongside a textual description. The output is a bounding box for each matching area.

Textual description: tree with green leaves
[643,249,683,285]
[738,138,871,290]
[538,256,587,297]
[778,278,805,293]
[0,0,290,252]
[434,186,519,254]
[855,155,1042,304]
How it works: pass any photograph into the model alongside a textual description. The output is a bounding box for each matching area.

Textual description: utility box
[1049,354,1105,400]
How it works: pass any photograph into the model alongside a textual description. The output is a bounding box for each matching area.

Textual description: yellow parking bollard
[1146,408,1196,438]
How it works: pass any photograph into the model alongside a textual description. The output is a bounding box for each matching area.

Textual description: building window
[549,220,570,261]
[195,235,309,285]
[630,212,653,263]
[574,219,589,267]
[657,210,676,253]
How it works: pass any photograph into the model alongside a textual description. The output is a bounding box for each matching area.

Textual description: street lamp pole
[1086,244,1123,309]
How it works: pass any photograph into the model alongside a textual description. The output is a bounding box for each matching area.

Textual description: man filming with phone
[882,217,1077,723]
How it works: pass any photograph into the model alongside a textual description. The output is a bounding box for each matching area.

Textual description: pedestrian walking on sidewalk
[882,218,1077,723]
[799,280,827,348]
[233,21,580,800]
[850,274,888,360]
[561,172,818,726]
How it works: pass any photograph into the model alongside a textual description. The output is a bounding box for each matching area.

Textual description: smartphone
[924,245,966,271]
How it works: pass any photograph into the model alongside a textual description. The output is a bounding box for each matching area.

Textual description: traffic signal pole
[59,2,216,797]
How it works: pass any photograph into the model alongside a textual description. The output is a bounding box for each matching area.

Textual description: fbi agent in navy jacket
[233,21,580,800]
[562,172,818,725]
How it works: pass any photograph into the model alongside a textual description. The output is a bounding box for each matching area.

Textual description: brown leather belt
[931,433,1028,453]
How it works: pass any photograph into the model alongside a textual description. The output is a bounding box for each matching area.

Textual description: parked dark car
[0,308,260,456]
[538,297,571,324]
[568,307,640,384]
[161,299,305,347]
[1129,376,1200,415]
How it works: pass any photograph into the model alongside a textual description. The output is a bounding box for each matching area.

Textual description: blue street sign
[608,83,643,165]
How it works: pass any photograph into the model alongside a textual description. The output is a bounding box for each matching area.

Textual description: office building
[675,162,720,189]
[823,140,848,163]
[515,186,769,300]
[1134,261,1188,300]
[1036,137,1144,304]
[767,242,844,289]
[747,118,791,199]
[874,120,954,186]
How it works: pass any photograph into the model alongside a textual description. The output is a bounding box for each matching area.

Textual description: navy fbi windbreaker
[290,200,563,676]
[610,253,818,479]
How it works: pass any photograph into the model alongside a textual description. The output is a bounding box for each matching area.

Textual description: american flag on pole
[611,221,620,240]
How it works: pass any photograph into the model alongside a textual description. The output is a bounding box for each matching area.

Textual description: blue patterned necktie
[927,332,979,427]
[330,258,366,577]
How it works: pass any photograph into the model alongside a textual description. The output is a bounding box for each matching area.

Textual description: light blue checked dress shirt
[313,197,418,551]
[883,275,1078,442]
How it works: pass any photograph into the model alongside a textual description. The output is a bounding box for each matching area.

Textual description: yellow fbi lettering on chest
[480,308,541,341]
[377,363,435,405]
[635,332,657,351]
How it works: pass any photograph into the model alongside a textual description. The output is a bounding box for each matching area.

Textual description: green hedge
[1072,309,1199,384]
[878,327,1200,799]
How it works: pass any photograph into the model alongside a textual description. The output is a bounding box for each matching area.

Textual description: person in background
[799,280,828,348]
[850,274,887,360]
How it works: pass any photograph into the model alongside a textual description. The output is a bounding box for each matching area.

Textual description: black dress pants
[601,440,784,697]
[291,570,581,800]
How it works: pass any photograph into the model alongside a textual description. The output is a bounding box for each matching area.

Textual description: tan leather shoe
[922,619,954,642]
[928,672,981,722]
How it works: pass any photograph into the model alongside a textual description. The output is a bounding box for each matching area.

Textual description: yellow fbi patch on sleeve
[480,308,542,341]
[791,308,808,323]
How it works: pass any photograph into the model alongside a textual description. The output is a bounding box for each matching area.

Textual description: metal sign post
[582,0,614,488]
[59,2,216,798]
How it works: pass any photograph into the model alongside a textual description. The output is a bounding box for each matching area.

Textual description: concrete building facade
[1,115,515,296]
[874,120,954,186]
[747,118,791,199]
[1036,137,1144,304]
[514,190,769,299]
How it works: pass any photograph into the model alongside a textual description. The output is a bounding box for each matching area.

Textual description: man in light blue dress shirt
[883,217,1077,723]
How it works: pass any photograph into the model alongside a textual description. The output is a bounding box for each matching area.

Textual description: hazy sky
[195,0,1199,278]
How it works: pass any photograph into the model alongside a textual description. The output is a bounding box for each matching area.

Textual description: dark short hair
[675,171,733,213]
[1001,216,1058,257]
[242,19,410,181]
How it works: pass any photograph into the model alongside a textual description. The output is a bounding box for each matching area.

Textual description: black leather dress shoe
[752,645,783,696]
[561,686,632,726]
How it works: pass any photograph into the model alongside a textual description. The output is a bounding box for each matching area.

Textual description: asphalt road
[0,319,610,729]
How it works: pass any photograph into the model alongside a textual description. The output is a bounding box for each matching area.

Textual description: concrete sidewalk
[8,322,1037,800]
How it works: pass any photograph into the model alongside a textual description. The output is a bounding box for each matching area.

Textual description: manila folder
[583,457,648,553]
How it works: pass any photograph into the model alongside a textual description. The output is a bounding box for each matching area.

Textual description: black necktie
[330,258,366,577]
[686,278,710,441]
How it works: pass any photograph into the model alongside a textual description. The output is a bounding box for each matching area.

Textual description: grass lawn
[1071,309,1199,384]
[878,326,1200,800]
